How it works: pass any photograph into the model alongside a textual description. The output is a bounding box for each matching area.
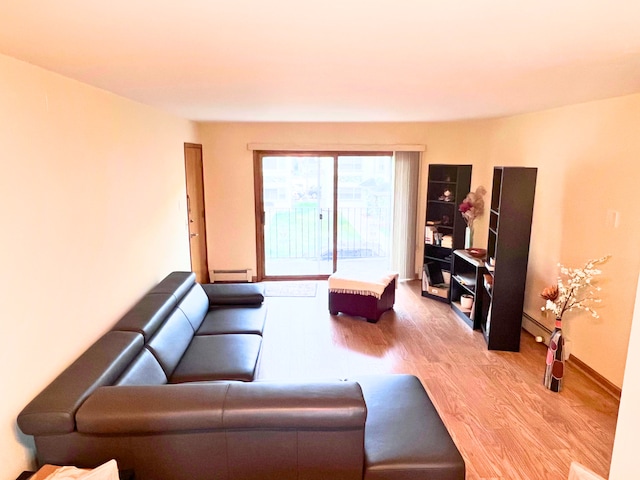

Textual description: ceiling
[2,1,640,122]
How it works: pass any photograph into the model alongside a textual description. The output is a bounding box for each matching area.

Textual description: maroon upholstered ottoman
[328,271,398,323]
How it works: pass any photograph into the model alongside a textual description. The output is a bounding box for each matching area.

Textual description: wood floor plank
[257,280,619,480]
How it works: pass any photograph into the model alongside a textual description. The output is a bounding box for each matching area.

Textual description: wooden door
[184,143,209,283]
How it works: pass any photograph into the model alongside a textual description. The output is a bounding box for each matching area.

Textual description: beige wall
[200,95,640,387]
[488,95,640,387]
[1,54,197,478]
[197,121,494,277]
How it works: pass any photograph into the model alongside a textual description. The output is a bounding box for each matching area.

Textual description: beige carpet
[264,282,318,297]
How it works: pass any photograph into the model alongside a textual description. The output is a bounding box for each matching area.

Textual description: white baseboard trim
[522,312,552,344]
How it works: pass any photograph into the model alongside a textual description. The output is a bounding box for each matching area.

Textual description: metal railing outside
[264,206,391,262]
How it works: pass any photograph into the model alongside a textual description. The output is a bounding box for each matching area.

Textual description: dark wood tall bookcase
[421,164,472,302]
[480,166,537,351]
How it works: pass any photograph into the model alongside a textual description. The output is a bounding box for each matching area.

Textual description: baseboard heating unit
[210,269,253,283]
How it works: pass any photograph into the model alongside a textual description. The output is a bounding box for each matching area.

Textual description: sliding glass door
[256,152,393,279]
[335,155,392,275]
[261,155,334,276]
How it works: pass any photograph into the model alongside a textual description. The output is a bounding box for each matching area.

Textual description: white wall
[609,273,640,478]
[0,53,197,478]
[487,95,640,387]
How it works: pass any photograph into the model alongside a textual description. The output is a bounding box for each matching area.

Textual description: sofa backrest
[175,284,209,332]
[114,348,168,386]
[17,331,144,436]
[145,308,196,379]
[71,381,367,480]
[112,271,197,341]
[149,271,196,300]
[110,272,211,384]
[111,293,177,342]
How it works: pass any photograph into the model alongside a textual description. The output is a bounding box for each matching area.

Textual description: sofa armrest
[200,283,264,306]
[76,381,366,435]
[17,332,143,436]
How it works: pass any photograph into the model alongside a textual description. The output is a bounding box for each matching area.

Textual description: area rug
[264,282,318,297]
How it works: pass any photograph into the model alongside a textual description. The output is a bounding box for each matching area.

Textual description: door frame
[184,143,210,283]
[254,151,335,281]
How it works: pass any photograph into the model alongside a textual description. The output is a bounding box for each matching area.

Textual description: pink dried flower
[458,186,486,227]
[458,201,472,213]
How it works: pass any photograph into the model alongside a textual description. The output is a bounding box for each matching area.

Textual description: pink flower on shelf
[458,186,486,228]
[458,201,472,214]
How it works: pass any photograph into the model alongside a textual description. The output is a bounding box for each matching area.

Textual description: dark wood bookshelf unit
[421,164,472,302]
[481,166,537,351]
[451,249,486,329]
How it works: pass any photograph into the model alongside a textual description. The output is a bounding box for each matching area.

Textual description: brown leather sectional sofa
[18,272,465,480]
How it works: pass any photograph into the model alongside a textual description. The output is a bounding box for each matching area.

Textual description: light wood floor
[256,279,619,480]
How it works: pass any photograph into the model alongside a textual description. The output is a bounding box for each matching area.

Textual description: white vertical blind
[391,151,420,279]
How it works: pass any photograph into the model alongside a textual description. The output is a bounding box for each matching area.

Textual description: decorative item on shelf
[460,294,474,310]
[466,247,486,258]
[540,255,611,392]
[433,233,444,246]
[464,226,473,249]
[439,188,454,202]
[458,185,487,248]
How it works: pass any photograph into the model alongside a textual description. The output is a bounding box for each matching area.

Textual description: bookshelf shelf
[421,164,472,303]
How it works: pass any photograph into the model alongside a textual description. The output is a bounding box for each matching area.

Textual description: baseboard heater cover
[210,269,253,283]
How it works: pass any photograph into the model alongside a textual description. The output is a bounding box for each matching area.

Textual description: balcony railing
[264,206,391,262]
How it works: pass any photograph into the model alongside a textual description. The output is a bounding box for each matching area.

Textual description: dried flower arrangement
[540,255,611,320]
[458,186,487,228]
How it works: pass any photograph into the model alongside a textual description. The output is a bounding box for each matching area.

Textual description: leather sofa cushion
[147,309,195,378]
[196,305,267,335]
[170,334,262,383]
[112,293,176,342]
[18,331,143,435]
[201,283,265,306]
[355,374,465,480]
[115,348,168,386]
[176,284,209,332]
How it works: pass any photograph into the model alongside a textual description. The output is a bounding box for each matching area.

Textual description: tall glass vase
[544,317,565,392]
[464,226,473,249]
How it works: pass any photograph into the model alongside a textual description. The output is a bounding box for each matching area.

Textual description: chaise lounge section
[18,272,465,480]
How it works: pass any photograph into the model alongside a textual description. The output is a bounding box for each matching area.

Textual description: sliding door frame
[253,150,392,282]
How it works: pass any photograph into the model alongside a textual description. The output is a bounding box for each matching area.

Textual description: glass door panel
[262,156,334,276]
[336,155,393,274]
